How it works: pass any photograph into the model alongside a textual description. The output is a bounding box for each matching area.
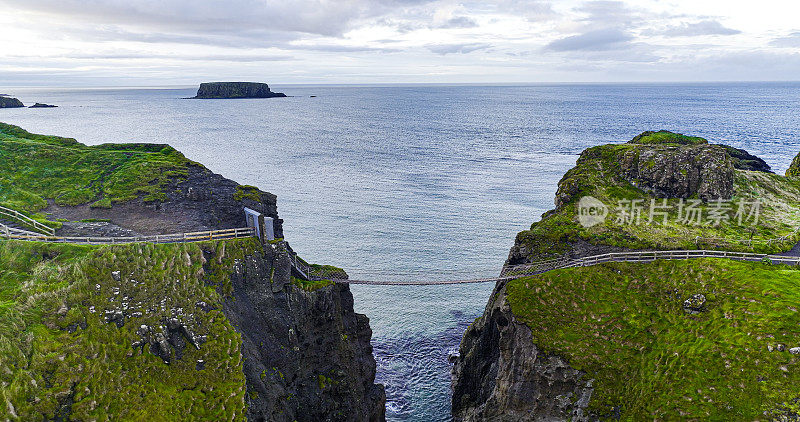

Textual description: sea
[3,82,800,421]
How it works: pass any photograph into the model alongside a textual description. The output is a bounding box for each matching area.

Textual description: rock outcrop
[618,143,735,200]
[221,242,385,421]
[0,96,24,108]
[717,144,771,172]
[29,103,57,108]
[47,164,284,237]
[505,130,789,266]
[192,82,287,99]
[452,280,594,422]
[787,151,800,177]
[463,130,800,421]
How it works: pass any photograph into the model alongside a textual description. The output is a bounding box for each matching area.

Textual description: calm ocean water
[3,83,800,420]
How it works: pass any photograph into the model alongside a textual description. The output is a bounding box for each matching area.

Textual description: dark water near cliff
[3,83,800,421]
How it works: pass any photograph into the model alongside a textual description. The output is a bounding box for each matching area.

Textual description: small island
[190,82,286,99]
[29,102,57,108]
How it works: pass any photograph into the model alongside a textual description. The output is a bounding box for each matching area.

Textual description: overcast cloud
[0,0,799,85]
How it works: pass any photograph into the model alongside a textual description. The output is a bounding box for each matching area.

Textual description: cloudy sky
[2,0,800,85]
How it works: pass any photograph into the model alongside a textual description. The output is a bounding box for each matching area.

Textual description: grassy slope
[0,122,195,221]
[515,134,800,259]
[506,258,800,419]
[0,238,261,421]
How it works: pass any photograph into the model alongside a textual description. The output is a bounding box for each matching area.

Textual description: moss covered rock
[0,97,24,108]
[0,122,282,237]
[454,258,800,421]
[507,131,800,265]
[0,238,385,421]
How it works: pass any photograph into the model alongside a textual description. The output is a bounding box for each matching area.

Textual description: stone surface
[192,82,287,99]
[0,96,24,108]
[620,144,735,201]
[452,280,595,421]
[218,242,385,422]
[683,293,707,314]
[716,144,771,172]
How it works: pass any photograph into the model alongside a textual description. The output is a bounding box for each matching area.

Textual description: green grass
[506,258,800,419]
[629,130,708,145]
[0,122,197,220]
[0,239,249,421]
[513,142,800,260]
[232,185,262,202]
[291,276,335,291]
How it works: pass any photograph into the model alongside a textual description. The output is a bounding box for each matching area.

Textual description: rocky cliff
[0,123,385,421]
[506,130,800,266]
[0,122,283,237]
[452,280,594,421]
[0,239,385,421]
[454,130,800,420]
[0,96,24,108]
[192,82,287,99]
[454,258,800,421]
[222,242,385,421]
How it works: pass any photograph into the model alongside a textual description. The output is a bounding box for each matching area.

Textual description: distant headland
[189,82,287,99]
[0,96,24,108]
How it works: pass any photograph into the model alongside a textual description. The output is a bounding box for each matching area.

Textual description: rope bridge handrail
[329,249,799,285]
[0,205,55,236]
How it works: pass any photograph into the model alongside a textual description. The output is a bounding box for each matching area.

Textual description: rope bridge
[328,250,800,286]
[1,206,798,286]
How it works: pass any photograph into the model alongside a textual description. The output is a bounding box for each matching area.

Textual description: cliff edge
[0,124,385,421]
[453,131,800,421]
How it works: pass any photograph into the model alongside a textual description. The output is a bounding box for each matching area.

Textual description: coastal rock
[29,102,58,108]
[47,164,284,237]
[452,281,594,421]
[682,293,707,314]
[717,144,771,172]
[0,96,24,108]
[620,142,735,201]
[787,152,800,177]
[218,242,386,422]
[192,82,287,99]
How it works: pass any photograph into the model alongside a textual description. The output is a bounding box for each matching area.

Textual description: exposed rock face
[47,165,284,237]
[192,82,287,99]
[787,152,800,177]
[619,144,735,200]
[717,144,771,172]
[0,96,24,108]
[218,242,386,422]
[452,281,594,421]
[505,237,636,268]
[29,102,57,108]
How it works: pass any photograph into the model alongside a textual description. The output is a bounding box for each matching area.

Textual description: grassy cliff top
[511,132,800,261]
[506,258,800,420]
[628,130,708,145]
[0,122,197,220]
[0,238,258,420]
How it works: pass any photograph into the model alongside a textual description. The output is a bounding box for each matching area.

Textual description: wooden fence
[0,226,255,245]
[0,205,55,236]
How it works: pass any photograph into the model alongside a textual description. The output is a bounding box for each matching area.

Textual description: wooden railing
[0,205,55,236]
[508,249,800,276]
[0,226,255,245]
